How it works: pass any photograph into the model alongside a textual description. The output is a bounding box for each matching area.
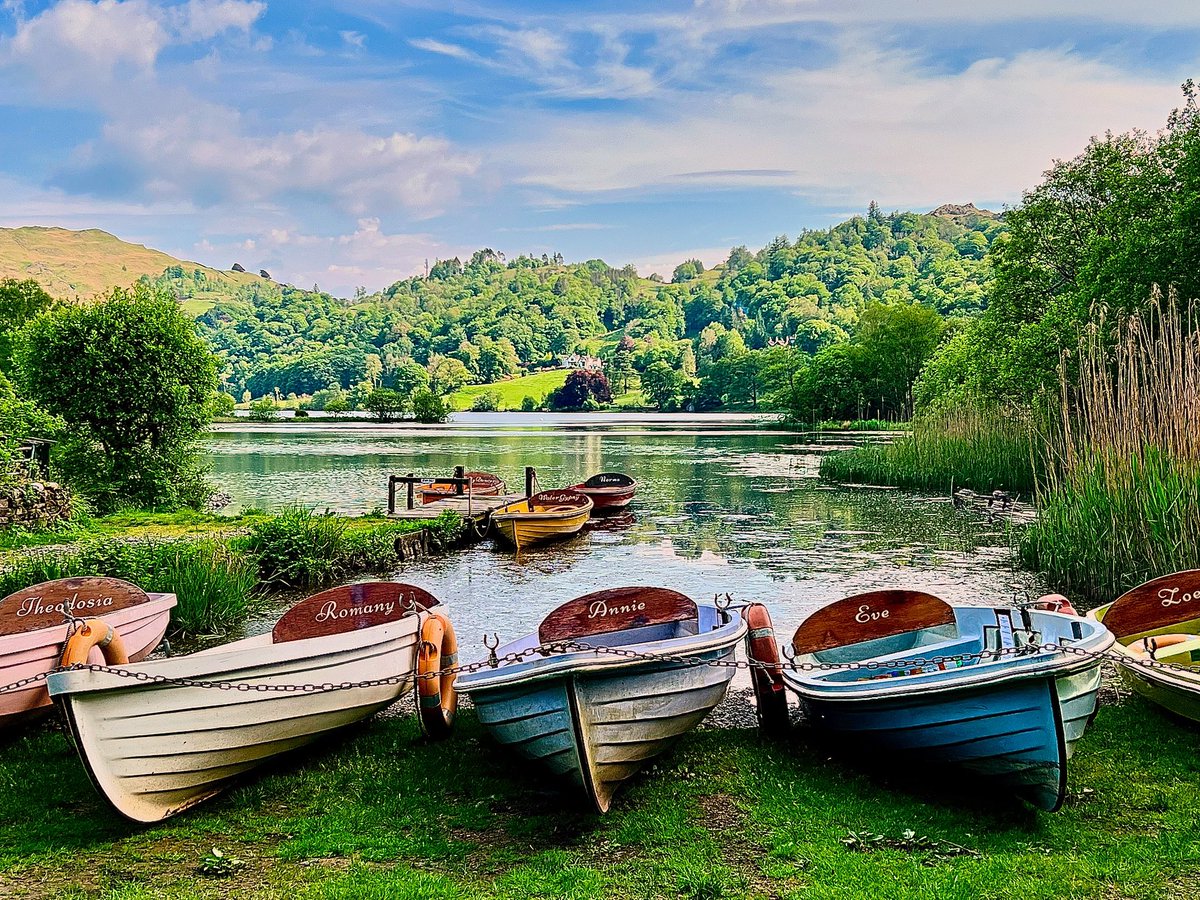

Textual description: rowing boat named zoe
[782,589,1114,811]
[457,587,746,811]
[47,582,458,823]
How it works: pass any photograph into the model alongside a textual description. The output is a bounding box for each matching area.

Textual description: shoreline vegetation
[0,507,464,639]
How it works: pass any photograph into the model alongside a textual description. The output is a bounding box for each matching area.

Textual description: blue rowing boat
[782,589,1114,811]
[456,587,746,812]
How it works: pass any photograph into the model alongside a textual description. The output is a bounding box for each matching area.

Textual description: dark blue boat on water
[782,590,1114,811]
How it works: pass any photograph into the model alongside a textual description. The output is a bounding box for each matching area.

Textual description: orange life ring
[741,603,789,735]
[416,611,458,738]
[1128,634,1195,659]
[60,618,130,667]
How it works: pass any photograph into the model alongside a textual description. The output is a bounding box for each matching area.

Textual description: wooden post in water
[388,476,397,516]
[525,466,535,499]
[454,465,465,496]
[406,473,415,510]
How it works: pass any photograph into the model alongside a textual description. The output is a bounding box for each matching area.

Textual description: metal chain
[2,634,1196,698]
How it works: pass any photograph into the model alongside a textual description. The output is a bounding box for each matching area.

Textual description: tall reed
[0,538,257,638]
[1022,290,1200,604]
[820,403,1039,494]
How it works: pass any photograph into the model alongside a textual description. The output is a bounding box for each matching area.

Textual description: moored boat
[569,473,638,513]
[782,589,1114,811]
[1088,570,1200,722]
[490,489,593,550]
[457,586,746,811]
[420,471,506,505]
[0,577,175,730]
[47,582,458,822]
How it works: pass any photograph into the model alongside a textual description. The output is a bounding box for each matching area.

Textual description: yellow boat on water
[491,489,593,550]
[1088,569,1200,723]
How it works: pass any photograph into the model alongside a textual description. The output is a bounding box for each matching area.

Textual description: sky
[0,1,1195,296]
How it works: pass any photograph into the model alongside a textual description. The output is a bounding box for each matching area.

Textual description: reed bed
[1022,291,1200,604]
[0,538,257,637]
[819,404,1039,495]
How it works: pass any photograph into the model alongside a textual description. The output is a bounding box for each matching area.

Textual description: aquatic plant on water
[819,403,1039,495]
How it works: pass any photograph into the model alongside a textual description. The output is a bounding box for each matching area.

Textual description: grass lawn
[0,696,1196,898]
[448,371,568,411]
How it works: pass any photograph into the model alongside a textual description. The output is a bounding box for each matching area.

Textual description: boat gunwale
[46,613,426,698]
[783,613,1114,702]
[457,615,746,693]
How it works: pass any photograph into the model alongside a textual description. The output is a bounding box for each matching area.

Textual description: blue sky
[0,1,1195,295]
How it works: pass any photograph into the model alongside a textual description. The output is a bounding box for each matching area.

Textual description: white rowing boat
[48,582,457,822]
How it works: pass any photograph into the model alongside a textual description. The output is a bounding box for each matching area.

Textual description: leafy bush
[242,506,347,588]
[411,390,450,423]
[471,390,502,412]
[520,395,537,412]
[248,397,278,422]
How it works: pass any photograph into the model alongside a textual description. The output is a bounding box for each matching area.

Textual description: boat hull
[492,510,591,549]
[797,665,1099,811]
[460,610,745,811]
[47,617,421,822]
[571,486,636,512]
[0,594,175,730]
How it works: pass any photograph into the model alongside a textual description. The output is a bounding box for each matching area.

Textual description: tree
[672,259,704,282]
[411,389,450,423]
[210,392,236,417]
[641,361,684,410]
[365,387,406,421]
[17,284,217,510]
[389,360,430,399]
[427,354,471,395]
[0,279,56,375]
[249,396,279,421]
[548,370,612,410]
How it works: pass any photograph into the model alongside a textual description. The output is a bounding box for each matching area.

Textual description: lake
[207,416,1043,664]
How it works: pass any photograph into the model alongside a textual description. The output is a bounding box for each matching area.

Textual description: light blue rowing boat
[782,589,1114,811]
[456,587,747,812]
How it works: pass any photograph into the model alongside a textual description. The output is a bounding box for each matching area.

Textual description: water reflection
[206,423,1042,661]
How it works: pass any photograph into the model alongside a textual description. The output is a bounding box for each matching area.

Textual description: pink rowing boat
[0,577,175,729]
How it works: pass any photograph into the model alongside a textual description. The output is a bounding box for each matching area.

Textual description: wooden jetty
[386,467,539,525]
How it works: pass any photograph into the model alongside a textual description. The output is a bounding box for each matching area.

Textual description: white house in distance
[560,353,603,372]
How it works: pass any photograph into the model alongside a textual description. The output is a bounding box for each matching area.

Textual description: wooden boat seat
[1125,633,1200,662]
[539,587,698,644]
[272,583,438,643]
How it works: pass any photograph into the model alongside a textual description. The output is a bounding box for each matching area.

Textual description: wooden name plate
[539,586,698,643]
[466,472,505,491]
[792,590,955,655]
[1103,570,1200,638]
[272,582,440,643]
[0,577,152,636]
[530,489,590,509]
[584,473,634,488]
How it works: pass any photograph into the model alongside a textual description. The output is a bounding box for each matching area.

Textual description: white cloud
[63,108,480,216]
[176,0,264,41]
[504,46,1185,208]
[626,245,730,280]
[339,29,365,49]
[195,218,471,294]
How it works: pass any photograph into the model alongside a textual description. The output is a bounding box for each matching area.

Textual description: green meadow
[0,696,1194,899]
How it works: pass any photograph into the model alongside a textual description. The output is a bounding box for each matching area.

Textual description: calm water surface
[206,418,1043,663]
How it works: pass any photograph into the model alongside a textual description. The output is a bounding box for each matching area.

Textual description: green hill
[0,226,263,304]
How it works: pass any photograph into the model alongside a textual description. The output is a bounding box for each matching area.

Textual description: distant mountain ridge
[928,202,1001,223]
[0,226,260,300]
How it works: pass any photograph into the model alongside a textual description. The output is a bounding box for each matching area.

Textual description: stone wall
[0,481,71,529]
